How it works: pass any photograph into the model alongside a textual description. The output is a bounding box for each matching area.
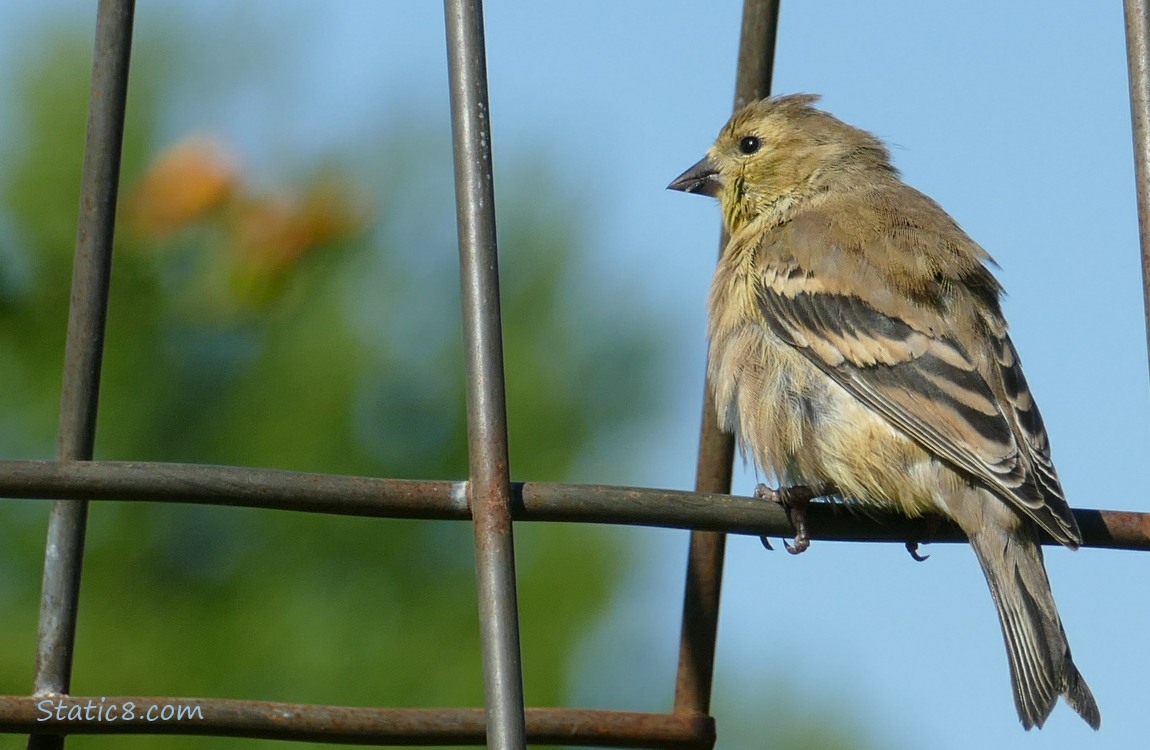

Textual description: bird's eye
[738,135,761,155]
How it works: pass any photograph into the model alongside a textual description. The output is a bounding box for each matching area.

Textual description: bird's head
[668,94,895,233]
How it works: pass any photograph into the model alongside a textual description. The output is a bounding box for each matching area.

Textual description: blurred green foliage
[0,21,665,750]
[0,11,885,750]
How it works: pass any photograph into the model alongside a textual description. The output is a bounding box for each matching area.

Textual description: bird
[667,93,1100,730]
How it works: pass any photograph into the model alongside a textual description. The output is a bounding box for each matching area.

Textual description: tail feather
[968,526,1100,730]
[1065,661,1102,729]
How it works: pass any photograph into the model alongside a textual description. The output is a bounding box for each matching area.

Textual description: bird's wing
[753,223,1081,547]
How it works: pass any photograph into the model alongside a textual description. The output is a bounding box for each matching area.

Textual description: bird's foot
[905,541,929,562]
[755,484,832,555]
[904,514,943,562]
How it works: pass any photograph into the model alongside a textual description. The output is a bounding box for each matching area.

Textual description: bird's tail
[967,525,1100,730]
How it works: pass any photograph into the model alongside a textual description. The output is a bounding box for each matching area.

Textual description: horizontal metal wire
[0,698,713,748]
[0,460,1146,550]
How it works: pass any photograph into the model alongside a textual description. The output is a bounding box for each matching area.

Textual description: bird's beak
[667,155,722,197]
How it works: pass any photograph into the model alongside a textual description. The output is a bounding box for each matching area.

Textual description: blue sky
[3,2,1149,748]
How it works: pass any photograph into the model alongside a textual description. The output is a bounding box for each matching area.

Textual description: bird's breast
[707,307,829,482]
[706,272,938,515]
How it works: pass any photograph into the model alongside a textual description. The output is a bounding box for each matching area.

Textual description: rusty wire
[443,0,527,747]
[0,698,713,748]
[3,0,1150,748]
[673,0,781,718]
[0,460,1147,550]
[28,1,136,749]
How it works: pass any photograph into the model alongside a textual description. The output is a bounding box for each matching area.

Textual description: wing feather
[755,227,1080,546]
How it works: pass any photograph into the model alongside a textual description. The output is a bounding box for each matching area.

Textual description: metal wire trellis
[3,0,1150,748]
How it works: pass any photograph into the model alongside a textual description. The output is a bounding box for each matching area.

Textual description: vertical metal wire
[443,2,526,749]
[1124,0,1150,366]
[28,3,135,748]
[673,0,780,722]
[39,0,134,673]
[731,0,783,110]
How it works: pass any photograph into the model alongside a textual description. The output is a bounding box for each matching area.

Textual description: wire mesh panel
[1,0,1149,748]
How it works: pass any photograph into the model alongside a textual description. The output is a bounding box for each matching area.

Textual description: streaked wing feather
[758,284,1080,546]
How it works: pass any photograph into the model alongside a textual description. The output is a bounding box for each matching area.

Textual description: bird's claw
[904,515,942,562]
[783,536,810,555]
[905,541,930,562]
[755,483,813,555]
